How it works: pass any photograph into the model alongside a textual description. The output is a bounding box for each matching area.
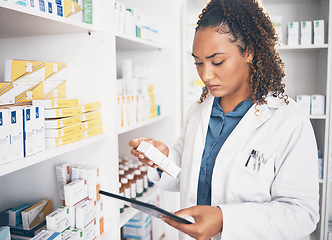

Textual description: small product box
[45,123,82,138]
[22,199,53,230]
[8,106,24,161]
[46,0,56,15]
[23,105,36,157]
[287,21,299,45]
[46,206,71,232]
[0,83,14,96]
[300,21,312,45]
[55,0,64,17]
[9,221,47,238]
[0,226,10,240]
[43,80,66,99]
[64,179,88,206]
[81,101,101,113]
[62,227,84,240]
[0,109,11,164]
[45,131,83,147]
[311,95,325,115]
[75,199,96,229]
[5,60,46,82]
[37,0,47,12]
[314,20,325,45]
[31,230,61,240]
[78,165,101,201]
[82,117,102,130]
[56,163,71,200]
[81,110,101,122]
[33,99,79,109]
[45,115,81,129]
[296,95,311,115]
[83,0,92,24]
[0,82,44,105]
[83,125,103,138]
[8,203,32,226]
[64,0,81,18]
[44,106,82,118]
[45,62,68,81]
[137,141,181,178]
[33,105,45,153]
[84,218,98,240]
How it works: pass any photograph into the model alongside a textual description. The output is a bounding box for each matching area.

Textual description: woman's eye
[212,61,224,66]
[194,62,203,66]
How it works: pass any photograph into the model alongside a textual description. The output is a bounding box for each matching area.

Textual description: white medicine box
[0,109,11,164]
[8,106,24,161]
[301,21,312,45]
[311,95,325,115]
[296,95,311,115]
[287,21,299,46]
[313,20,325,45]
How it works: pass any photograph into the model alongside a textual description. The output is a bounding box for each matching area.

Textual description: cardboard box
[44,106,82,118]
[21,199,53,230]
[311,95,325,115]
[33,105,45,153]
[5,60,46,82]
[83,125,103,138]
[23,106,36,157]
[83,219,98,240]
[9,221,46,238]
[43,80,66,99]
[64,0,81,18]
[33,99,79,109]
[31,230,61,240]
[45,62,68,81]
[8,203,32,226]
[77,165,101,201]
[0,226,10,240]
[81,110,101,122]
[75,199,96,229]
[46,206,71,232]
[45,115,81,129]
[81,101,101,113]
[287,21,299,45]
[0,82,44,105]
[62,227,84,240]
[0,83,14,96]
[301,21,312,45]
[296,95,311,115]
[314,20,325,45]
[83,0,92,24]
[45,131,83,147]
[64,179,88,206]
[0,109,11,164]
[45,123,82,138]
[8,106,24,161]
[56,163,71,200]
[82,117,102,130]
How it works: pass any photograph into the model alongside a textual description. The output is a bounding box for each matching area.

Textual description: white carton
[0,226,10,240]
[78,165,101,201]
[8,106,24,161]
[137,141,181,178]
[84,218,98,240]
[311,95,325,115]
[31,230,61,240]
[296,95,311,115]
[33,105,45,153]
[56,163,71,200]
[23,105,36,157]
[46,206,71,232]
[301,21,312,45]
[64,179,88,206]
[0,109,11,164]
[75,199,96,229]
[287,21,299,46]
[314,20,325,45]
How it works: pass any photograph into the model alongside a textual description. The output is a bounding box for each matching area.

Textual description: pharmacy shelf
[0,1,98,39]
[117,115,169,135]
[310,115,327,120]
[115,34,162,51]
[120,185,160,227]
[0,133,106,177]
[277,44,328,51]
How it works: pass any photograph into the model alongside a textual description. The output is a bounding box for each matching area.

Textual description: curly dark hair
[196,0,287,105]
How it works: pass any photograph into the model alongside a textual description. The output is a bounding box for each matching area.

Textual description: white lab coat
[148,93,319,240]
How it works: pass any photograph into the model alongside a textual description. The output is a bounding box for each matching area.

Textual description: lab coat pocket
[230,150,275,203]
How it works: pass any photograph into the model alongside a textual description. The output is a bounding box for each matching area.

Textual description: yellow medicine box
[45,115,81,129]
[83,125,103,138]
[44,80,66,99]
[45,107,82,118]
[45,131,83,147]
[82,117,102,130]
[33,99,79,109]
[45,123,83,138]
[0,83,13,96]
[5,60,46,82]
[81,110,101,122]
[45,62,68,81]
[81,101,101,113]
[0,82,44,105]
[64,0,81,18]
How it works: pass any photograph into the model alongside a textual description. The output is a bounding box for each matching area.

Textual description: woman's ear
[246,47,254,63]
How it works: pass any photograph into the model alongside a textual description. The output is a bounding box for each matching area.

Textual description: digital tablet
[99,190,193,224]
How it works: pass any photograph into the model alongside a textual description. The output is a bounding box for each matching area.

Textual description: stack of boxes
[3,0,93,24]
[123,212,151,240]
[296,94,325,116]
[54,163,104,239]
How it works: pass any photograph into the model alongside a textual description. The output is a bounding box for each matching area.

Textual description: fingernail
[139,154,144,159]
[148,161,153,166]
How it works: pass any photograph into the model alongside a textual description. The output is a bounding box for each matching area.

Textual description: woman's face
[192,27,253,100]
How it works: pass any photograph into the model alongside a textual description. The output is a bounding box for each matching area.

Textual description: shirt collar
[211,97,253,118]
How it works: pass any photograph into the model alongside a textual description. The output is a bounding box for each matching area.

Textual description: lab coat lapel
[200,94,214,141]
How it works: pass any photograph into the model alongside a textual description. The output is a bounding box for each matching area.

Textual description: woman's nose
[200,64,214,82]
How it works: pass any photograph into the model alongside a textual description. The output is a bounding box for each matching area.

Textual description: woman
[129,0,319,239]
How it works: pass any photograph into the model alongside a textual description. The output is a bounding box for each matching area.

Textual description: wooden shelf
[0,2,98,39]
[120,185,160,227]
[0,134,106,177]
[117,115,169,135]
[116,34,162,51]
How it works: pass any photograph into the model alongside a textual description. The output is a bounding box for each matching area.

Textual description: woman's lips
[206,85,218,90]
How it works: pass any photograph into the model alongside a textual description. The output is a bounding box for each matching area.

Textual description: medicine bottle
[140,166,148,192]
[134,170,144,197]
[119,182,124,213]
[121,178,131,208]
[119,169,125,182]
[122,165,130,175]
[126,174,136,199]
[128,163,137,174]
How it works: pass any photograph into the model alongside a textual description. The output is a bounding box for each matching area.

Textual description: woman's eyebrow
[191,52,225,59]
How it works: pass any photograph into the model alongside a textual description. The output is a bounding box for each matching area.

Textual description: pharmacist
[129,0,319,239]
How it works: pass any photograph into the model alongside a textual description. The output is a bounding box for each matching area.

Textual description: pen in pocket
[245,149,257,167]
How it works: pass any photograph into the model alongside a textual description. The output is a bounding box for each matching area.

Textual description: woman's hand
[129,138,169,168]
[162,205,223,240]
